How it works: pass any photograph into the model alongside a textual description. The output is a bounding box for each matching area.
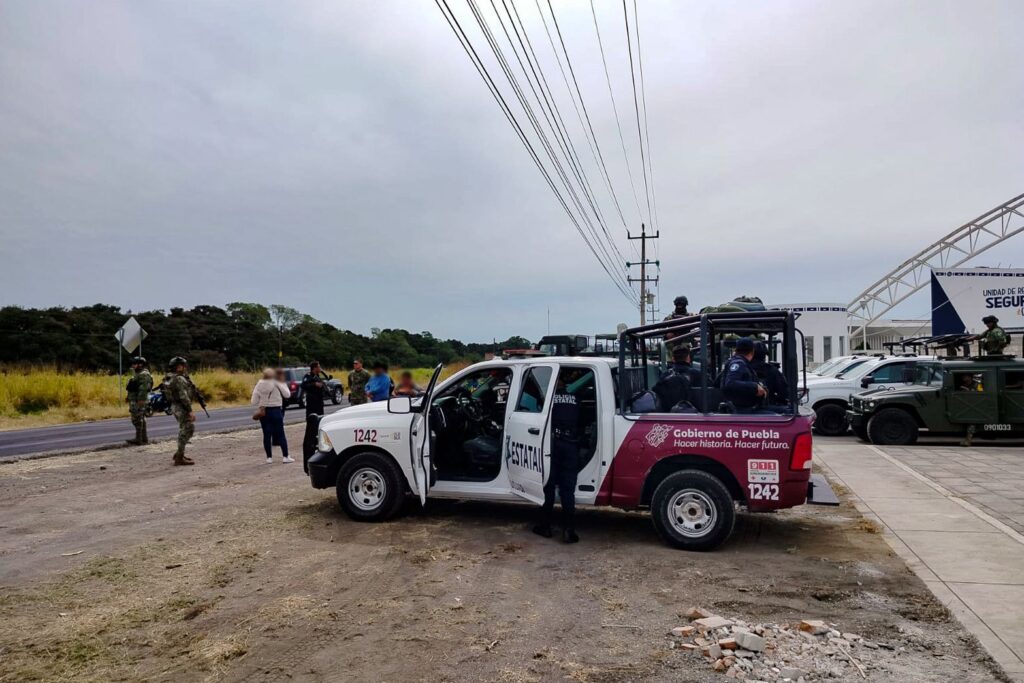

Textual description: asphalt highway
[0,402,348,460]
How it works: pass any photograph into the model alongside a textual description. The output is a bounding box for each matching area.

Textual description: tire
[330,387,343,405]
[867,408,918,446]
[650,470,736,552]
[336,452,407,521]
[852,422,870,442]
[813,403,848,436]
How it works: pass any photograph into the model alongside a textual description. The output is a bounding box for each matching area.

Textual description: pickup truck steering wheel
[456,389,486,423]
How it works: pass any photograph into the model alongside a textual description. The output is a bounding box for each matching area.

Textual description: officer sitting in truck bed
[722,337,767,413]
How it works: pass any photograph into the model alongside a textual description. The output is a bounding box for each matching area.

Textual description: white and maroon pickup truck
[308,311,838,551]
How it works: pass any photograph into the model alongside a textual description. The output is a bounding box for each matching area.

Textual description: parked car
[847,356,1024,444]
[307,311,838,552]
[801,355,934,436]
[280,367,344,409]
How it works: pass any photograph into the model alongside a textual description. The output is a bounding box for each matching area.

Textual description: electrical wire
[434,0,637,304]
[622,0,653,232]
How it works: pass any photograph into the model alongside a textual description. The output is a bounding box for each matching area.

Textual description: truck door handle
[528,427,541,435]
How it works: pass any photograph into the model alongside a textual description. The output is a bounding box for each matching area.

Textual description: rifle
[185,376,211,418]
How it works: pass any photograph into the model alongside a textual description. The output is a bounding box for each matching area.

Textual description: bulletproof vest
[550,390,580,439]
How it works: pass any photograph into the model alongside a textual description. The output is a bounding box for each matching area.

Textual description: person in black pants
[533,368,585,544]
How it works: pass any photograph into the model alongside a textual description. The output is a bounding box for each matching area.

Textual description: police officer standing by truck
[125,356,153,445]
[301,360,327,417]
[533,368,585,544]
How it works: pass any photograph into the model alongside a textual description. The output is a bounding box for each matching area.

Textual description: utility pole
[627,224,659,325]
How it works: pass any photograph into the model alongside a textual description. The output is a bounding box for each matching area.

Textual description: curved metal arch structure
[847,192,1024,345]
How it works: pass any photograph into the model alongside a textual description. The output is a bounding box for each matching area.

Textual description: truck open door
[504,363,558,504]
[411,364,444,505]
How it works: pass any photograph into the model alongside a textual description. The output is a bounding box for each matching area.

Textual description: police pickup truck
[308,312,838,551]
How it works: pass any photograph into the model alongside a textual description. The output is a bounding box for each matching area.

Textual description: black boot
[562,528,579,544]
[532,523,553,538]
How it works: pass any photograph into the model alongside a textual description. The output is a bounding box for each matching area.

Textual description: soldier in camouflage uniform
[976,315,1009,355]
[166,356,198,466]
[347,359,371,406]
[663,295,689,346]
[125,356,153,445]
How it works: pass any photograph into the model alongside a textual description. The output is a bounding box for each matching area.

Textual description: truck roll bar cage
[616,311,804,415]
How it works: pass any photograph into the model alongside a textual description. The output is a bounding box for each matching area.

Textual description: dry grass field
[0,363,468,430]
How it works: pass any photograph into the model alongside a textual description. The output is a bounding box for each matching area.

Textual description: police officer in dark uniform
[722,337,767,412]
[751,341,789,407]
[301,360,327,417]
[533,368,584,543]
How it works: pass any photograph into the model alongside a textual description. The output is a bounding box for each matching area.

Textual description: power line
[435,0,636,303]
[589,0,645,226]
[488,0,626,275]
[622,0,653,231]
[631,0,660,238]
[537,0,632,239]
[466,0,628,296]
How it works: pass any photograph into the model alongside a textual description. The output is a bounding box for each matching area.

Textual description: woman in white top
[251,368,293,463]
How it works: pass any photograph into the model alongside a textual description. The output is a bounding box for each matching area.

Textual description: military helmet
[131,356,147,366]
[674,295,688,307]
[168,355,188,369]
[982,315,999,324]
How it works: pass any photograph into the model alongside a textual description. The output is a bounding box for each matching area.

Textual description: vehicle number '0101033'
[748,483,779,501]
[354,428,378,443]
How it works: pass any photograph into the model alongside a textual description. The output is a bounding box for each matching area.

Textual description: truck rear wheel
[867,408,918,446]
[337,452,406,521]
[650,470,735,552]
[330,387,343,405]
[813,404,848,436]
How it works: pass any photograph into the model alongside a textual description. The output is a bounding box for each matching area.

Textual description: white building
[770,303,849,370]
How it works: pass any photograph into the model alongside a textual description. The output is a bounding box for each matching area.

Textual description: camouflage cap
[674,295,688,307]
[131,356,147,366]
[982,315,999,324]
[168,356,188,368]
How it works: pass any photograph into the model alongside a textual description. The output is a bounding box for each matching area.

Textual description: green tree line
[0,303,531,372]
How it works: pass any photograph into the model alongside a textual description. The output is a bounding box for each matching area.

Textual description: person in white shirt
[251,368,293,463]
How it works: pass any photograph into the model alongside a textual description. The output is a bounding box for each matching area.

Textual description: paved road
[0,402,348,460]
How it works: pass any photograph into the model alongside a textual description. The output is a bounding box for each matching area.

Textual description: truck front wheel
[813,404,848,436]
[650,470,735,552]
[336,452,406,521]
[867,408,918,446]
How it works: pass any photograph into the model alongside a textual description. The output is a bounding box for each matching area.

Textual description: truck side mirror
[860,377,872,389]
[387,396,412,414]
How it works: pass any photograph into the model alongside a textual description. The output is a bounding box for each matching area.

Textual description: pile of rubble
[667,607,886,681]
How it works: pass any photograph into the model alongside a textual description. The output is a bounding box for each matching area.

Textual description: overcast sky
[1,0,1022,342]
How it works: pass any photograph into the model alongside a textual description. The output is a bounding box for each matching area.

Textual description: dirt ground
[0,426,1009,682]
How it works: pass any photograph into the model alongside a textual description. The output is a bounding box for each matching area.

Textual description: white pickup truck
[307,311,839,551]
[804,355,934,436]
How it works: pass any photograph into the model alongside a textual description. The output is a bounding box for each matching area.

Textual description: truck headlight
[318,430,334,453]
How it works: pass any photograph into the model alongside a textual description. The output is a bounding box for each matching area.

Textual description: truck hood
[321,401,390,426]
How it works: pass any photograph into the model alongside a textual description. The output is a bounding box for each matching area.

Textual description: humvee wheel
[651,470,735,552]
[867,408,918,446]
[813,404,848,436]
[337,452,406,521]
[330,387,343,405]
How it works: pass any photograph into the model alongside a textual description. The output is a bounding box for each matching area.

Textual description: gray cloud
[1,0,1021,340]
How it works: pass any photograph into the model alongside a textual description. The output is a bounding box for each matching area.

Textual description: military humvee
[847,356,1024,445]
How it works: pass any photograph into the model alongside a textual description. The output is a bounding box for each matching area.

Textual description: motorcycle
[146,390,172,417]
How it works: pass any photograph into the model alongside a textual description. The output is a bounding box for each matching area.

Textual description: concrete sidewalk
[817,440,1024,681]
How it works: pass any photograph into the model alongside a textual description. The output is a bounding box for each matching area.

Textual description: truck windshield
[819,358,869,377]
[836,360,879,380]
